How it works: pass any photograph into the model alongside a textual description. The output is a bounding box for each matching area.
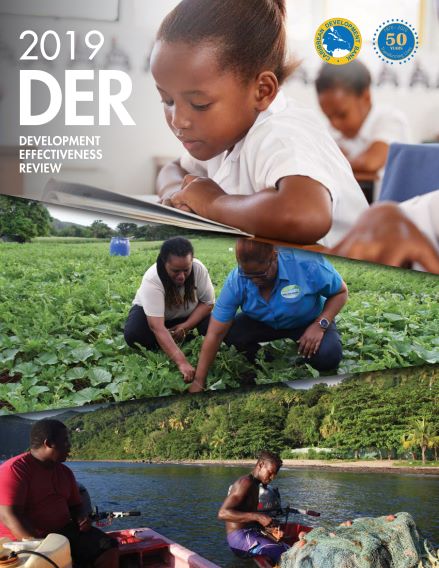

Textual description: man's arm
[298,281,348,358]
[190,317,233,393]
[170,175,332,244]
[147,316,195,382]
[217,478,272,527]
[319,281,349,322]
[0,505,38,539]
[69,504,92,532]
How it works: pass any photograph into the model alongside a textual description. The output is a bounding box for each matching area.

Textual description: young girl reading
[151,0,368,247]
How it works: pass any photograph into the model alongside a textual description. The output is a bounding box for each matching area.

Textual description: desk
[355,172,378,204]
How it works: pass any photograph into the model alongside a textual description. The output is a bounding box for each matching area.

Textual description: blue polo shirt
[212,248,343,330]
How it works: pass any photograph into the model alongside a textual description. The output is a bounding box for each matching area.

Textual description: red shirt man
[0,419,118,568]
[0,451,81,539]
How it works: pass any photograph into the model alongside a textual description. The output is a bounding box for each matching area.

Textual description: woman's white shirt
[133,258,215,320]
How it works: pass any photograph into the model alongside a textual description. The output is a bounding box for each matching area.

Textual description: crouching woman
[124,237,215,383]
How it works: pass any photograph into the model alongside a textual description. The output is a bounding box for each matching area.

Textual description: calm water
[68,462,439,567]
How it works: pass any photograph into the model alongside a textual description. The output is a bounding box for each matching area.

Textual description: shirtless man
[218,451,288,564]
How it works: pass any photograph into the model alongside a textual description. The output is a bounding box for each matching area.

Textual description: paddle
[285,506,320,517]
[262,506,320,518]
[91,509,141,521]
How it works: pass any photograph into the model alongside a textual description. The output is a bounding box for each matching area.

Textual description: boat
[0,528,220,568]
[252,522,313,568]
[110,527,220,568]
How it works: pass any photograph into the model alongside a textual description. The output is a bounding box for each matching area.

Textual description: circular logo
[373,20,418,64]
[314,18,362,65]
[281,285,301,300]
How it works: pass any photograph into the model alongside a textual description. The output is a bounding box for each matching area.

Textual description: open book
[42,179,252,236]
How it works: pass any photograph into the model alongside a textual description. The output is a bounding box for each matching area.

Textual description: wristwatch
[316,317,330,331]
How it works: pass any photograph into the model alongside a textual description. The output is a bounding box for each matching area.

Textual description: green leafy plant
[0,238,438,412]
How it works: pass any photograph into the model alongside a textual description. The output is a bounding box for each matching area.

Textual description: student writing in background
[316,60,411,198]
[152,0,368,247]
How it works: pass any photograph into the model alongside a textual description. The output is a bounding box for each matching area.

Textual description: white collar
[225,90,287,163]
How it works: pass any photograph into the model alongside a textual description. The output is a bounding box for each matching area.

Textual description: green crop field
[0,237,438,413]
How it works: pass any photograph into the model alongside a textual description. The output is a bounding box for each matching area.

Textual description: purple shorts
[227,527,289,563]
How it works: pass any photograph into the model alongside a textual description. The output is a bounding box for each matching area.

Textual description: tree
[320,405,341,440]
[117,222,138,236]
[430,435,439,461]
[133,223,193,241]
[402,418,436,464]
[90,220,114,238]
[284,406,321,448]
[0,196,52,242]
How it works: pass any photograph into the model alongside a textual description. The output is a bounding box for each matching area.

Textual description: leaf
[412,345,439,364]
[37,352,58,365]
[88,367,112,386]
[71,388,102,405]
[66,367,87,381]
[208,379,226,391]
[12,362,40,377]
[70,346,96,363]
[304,364,320,379]
[28,385,50,396]
[382,313,405,322]
[0,348,19,363]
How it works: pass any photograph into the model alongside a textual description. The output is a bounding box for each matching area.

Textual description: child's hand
[170,176,226,217]
[181,174,199,189]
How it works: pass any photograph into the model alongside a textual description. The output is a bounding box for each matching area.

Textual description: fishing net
[279,512,428,568]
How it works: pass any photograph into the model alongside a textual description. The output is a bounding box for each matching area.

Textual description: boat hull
[252,522,312,567]
[109,527,220,568]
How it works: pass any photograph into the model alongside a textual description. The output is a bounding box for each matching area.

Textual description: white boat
[0,528,221,568]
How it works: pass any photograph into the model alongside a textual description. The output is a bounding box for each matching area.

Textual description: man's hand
[298,323,325,358]
[257,513,275,528]
[169,323,188,343]
[178,361,196,383]
[265,525,284,541]
[188,378,205,394]
[329,202,439,274]
[170,176,226,216]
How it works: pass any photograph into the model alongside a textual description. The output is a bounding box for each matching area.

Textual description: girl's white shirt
[180,91,369,247]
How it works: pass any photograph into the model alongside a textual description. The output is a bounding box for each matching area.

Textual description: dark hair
[157,0,295,84]
[30,419,67,449]
[157,237,196,309]
[257,450,283,471]
[315,60,371,95]
[236,238,274,264]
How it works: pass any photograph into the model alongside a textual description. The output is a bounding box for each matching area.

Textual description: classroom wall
[0,0,438,198]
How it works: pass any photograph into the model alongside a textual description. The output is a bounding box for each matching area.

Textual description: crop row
[0,238,438,413]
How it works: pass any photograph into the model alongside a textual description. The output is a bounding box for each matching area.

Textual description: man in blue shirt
[189,239,348,393]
